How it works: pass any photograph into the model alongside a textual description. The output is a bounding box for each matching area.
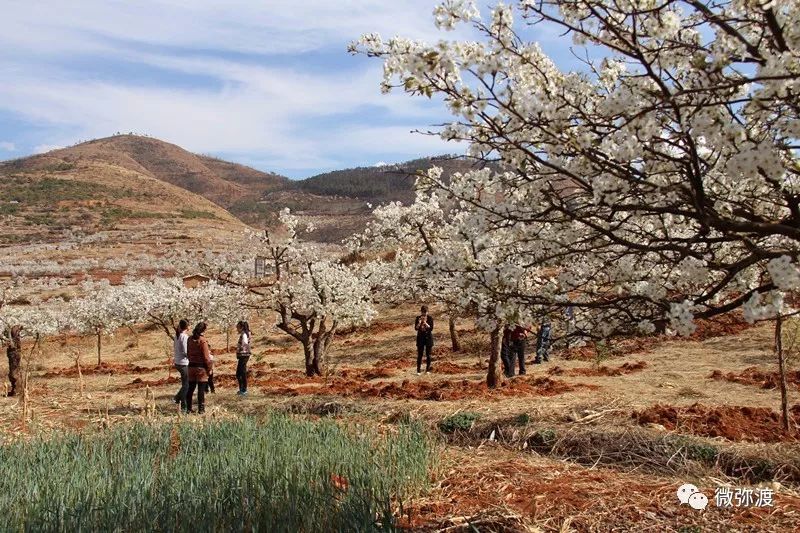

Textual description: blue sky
[1,1,576,178]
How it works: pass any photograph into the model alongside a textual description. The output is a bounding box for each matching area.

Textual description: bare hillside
[0,153,247,255]
[1,136,489,244]
[2,135,290,208]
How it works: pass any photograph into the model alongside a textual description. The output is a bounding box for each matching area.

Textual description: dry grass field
[3,303,800,531]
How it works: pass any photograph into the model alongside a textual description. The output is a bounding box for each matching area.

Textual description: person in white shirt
[235,321,252,396]
[173,319,190,410]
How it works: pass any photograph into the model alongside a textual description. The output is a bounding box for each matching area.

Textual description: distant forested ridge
[296,155,491,204]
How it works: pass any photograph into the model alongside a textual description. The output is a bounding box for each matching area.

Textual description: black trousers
[7,350,21,396]
[174,365,189,407]
[186,381,206,413]
[500,344,514,377]
[236,356,249,392]
[512,339,526,375]
[416,336,433,372]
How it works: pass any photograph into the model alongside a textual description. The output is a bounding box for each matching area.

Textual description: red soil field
[633,403,800,442]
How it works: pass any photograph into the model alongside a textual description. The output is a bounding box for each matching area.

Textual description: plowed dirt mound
[262,376,597,401]
[369,357,479,374]
[339,368,395,380]
[247,366,321,383]
[430,361,483,375]
[709,367,800,390]
[210,346,237,355]
[380,357,416,371]
[404,452,800,531]
[549,361,647,377]
[633,403,800,442]
[43,362,167,378]
[691,313,751,340]
[124,376,180,388]
[121,370,324,390]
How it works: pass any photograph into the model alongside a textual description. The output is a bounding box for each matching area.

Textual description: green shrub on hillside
[438,412,481,433]
[179,208,219,220]
[101,207,169,223]
[1,177,103,204]
[0,203,20,215]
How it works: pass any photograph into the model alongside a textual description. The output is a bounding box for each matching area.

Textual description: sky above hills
[1,1,577,178]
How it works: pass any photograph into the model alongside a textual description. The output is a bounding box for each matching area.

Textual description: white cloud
[1,1,472,56]
[0,141,15,151]
[0,63,461,173]
[0,1,481,174]
[33,144,65,154]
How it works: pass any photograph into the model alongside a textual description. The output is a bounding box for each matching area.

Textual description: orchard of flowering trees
[0,208,377,378]
[215,209,377,376]
[4,0,800,423]
[349,0,800,395]
[0,277,245,366]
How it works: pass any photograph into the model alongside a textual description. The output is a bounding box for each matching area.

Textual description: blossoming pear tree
[355,0,800,404]
[115,278,245,342]
[69,281,125,365]
[352,176,561,386]
[251,209,376,376]
[348,190,473,352]
[0,299,64,396]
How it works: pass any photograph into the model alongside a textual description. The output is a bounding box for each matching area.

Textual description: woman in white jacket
[173,319,190,410]
[235,321,252,396]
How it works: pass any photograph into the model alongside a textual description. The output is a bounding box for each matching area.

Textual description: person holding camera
[414,305,434,374]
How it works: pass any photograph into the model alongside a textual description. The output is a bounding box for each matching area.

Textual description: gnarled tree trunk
[309,317,337,377]
[96,331,102,366]
[449,314,461,352]
[775,315,790,432]
[487,323,503,389]
[6,325,22,397]
[303,342,321,377]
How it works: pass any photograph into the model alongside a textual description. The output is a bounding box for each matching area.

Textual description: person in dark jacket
[172,319,190,409]
[235,320,251,396]
[414,305,434,374]
[534,318,552,364]
[186,322,213,414]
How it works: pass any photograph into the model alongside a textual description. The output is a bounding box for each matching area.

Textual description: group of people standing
[172,319,251,414]
[413,305,554,377]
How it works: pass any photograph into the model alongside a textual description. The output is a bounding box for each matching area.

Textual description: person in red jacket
[510,324,528,375]
[186,322,213,414]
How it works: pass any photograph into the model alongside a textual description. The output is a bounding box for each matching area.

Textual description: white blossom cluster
[767,256,800,291]
[0,276,246,359]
